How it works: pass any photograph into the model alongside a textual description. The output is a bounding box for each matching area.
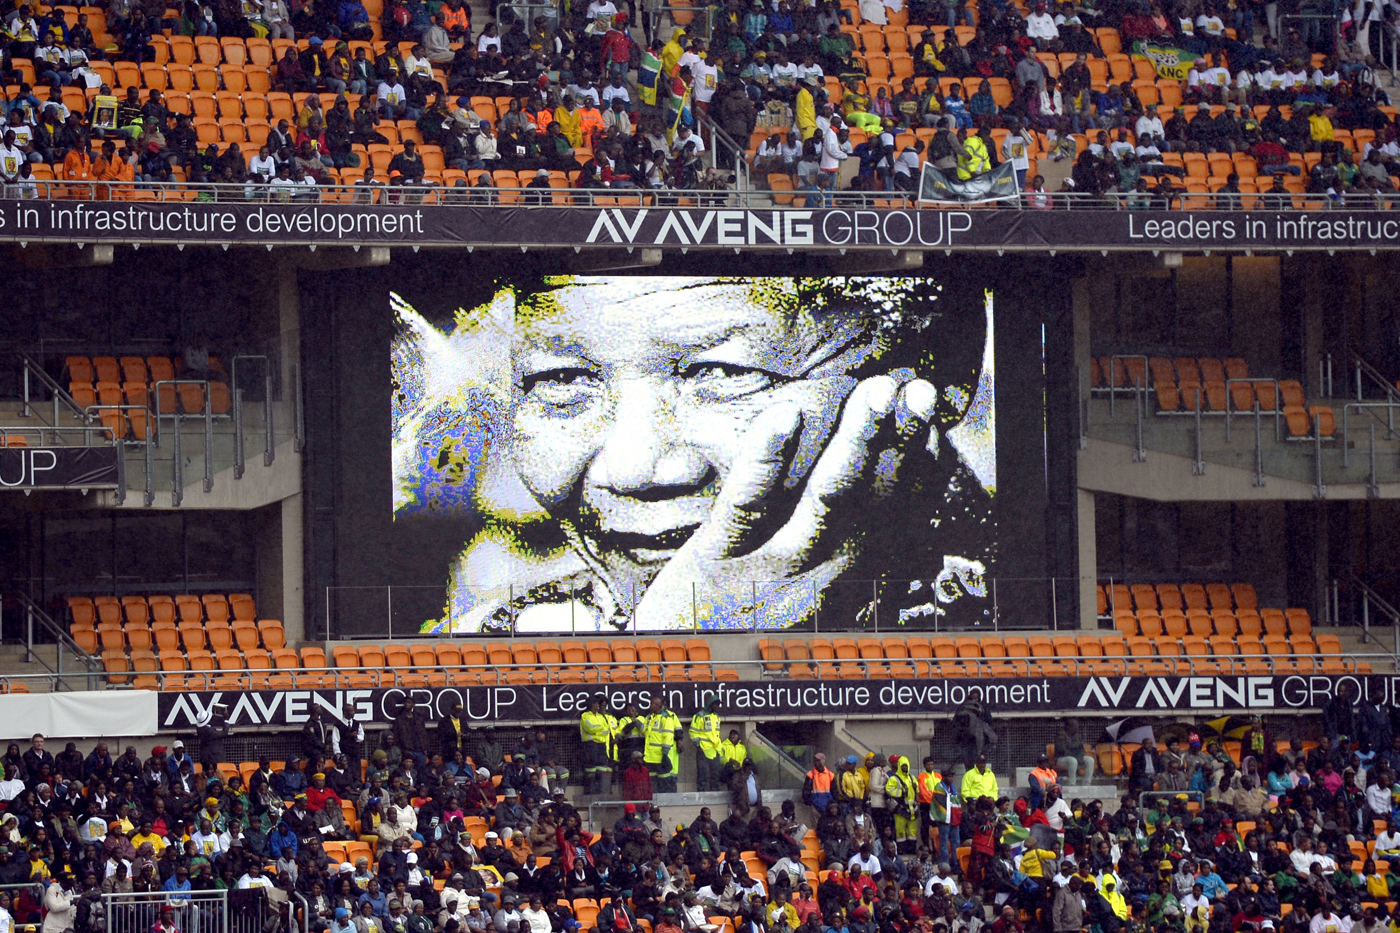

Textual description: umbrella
[1103,718,1156,746]
[1201,715,1256,740]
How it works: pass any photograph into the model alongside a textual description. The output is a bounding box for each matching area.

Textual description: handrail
[747,725,813,786]
[1350,573,1400,656]
[10,590,103,687]
[70,650,1397,692]
[1350,352,1400,403]
[19,351,89,425]
[84,403,154,506]
[0,424,119,447]
[695,107,752,193]
[8,179,1400,212]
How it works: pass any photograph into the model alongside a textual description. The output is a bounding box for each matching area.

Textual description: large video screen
[388,275,1005,634]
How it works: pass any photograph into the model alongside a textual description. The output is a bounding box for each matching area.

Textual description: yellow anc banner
[1132,40,1196,80]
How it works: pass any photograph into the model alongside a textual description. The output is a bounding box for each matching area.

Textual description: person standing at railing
[40,873,75,933]
[643,696,684,794]
[689,697,723,794]
[580,697,617,796]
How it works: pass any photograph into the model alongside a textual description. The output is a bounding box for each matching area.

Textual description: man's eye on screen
[519,368,602,405]
[676,361,787,400]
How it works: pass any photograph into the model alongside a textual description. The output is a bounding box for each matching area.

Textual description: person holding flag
[638,39,663,115]
[930,764,962,864]
[667,64,693,140]
[916,758,941,847]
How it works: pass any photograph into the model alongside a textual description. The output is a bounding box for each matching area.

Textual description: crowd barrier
[2,179,1394,211]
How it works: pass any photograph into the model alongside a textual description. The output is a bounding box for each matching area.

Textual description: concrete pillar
[283,492,305,642]
[1078,489,1097,630]
[278,260,305,643]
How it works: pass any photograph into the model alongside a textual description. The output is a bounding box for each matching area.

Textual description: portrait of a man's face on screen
[391,276,997,633]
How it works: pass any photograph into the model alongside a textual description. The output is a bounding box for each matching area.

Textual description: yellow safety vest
[645,709,682,776]
[580,711,615,746]
[612,716,639,762]
[721,740,747,767]
[689,712,721,758]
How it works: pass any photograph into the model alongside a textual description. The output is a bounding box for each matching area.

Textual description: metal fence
[103,888,277,933]
[5,179,1396,211]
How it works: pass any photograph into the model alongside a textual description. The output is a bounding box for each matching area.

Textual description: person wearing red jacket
[305,772,341,812]
[622,750,653,802]
[844,865,876,902]
[599,15,634,82]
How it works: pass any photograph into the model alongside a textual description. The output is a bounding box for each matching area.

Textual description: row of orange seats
[69,592,252,625]
[81,618,285,656]
[757,632,1366,677]
[1111,607,1311,639]
[105,640,745,690]
[1098,580,1257,612]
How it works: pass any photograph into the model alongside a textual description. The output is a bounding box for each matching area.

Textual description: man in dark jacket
[394,698,429,769]
[1129,744,1163,793]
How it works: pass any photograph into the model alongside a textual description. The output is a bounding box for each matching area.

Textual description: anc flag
[638,50,662,106]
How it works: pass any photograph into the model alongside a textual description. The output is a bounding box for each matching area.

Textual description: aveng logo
[584,209,975,247]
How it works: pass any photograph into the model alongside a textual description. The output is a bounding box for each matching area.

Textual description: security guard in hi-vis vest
[719,728,748,784]
[688,695,723,791]
[613,702,647,781]
[643,694,684,793]
[579,695,617,795]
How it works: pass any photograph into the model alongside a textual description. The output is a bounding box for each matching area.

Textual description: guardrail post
[1343,403,1350,467]
[144,433,153,507]
[1369,424,1380,498]
[234,386,245,479]
[1253,403,1265,487]
[1193,387,1204,475]
[115,440,127,506]
[204,387,214,493]
[264,363,275,466]
[22,362,30,418]
[173,411,183,507]
[1077,363,1086,449]
[25,602,32,663]
[294,361,305,453]
[1312,412,1326,499]
[1133,377,1146,461]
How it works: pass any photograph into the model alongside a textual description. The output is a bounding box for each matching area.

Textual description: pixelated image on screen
[390,276,996,634]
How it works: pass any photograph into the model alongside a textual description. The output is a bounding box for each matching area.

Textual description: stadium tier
[0,222,1398,933]
[0,0,1395,209]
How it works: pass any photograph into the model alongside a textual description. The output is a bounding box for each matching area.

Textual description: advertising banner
[6,200,1400,251]
[155,673,1399,729]
[0,446,119,489]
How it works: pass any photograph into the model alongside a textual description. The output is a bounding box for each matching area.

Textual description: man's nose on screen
[588,378,713,499]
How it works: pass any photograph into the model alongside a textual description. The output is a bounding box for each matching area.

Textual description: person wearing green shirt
[1332,855,1366,898]
[1146,879,1181,926]
[960,753,998,803]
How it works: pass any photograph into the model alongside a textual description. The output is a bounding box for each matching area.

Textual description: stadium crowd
[0,0,1396,204]
[1,687,1400,933]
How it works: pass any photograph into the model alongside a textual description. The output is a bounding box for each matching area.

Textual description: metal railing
[102,887,270,933]
[6,179,1398,211]
[329,576,1075,637]
[19,351,88,424]
[5,590,102,688]
[12,351,300,506]
[696,108,752,193]
[231,355,275,472]
[1351,574,1400,656]
[60,650,1399,695]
